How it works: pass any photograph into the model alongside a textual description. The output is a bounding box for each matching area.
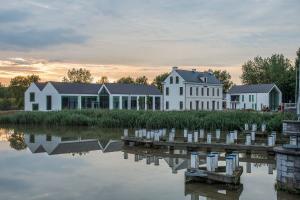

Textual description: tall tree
[9,75,40,108]
[62,68,93,83]
[117,76,135,84]
[97,76,109,84]
[211,69,233,92]
[295,48,300,102]
[241,54,295,103]
[135,76,148,85]
[152,72,169,92]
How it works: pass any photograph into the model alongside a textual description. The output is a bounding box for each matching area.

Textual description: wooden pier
[185,166,243,185]
[122,137,275,153]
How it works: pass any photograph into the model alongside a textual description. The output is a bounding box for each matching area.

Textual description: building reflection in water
[24,134,123,155]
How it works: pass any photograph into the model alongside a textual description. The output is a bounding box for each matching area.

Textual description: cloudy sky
[0,0,299,84]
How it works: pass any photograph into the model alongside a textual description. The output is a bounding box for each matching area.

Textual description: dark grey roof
[104,83,162,95]
[50,140,101,155]
[50,82,101,94]
[228,83,276,94]
[175,69,221,84]
[35,82,47,90]
[34,145,46,153]
[102,140,123,153]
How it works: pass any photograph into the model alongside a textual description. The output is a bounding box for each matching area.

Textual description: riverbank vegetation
[0,110,296,131]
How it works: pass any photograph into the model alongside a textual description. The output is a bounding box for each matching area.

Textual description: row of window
[165,100,220,110]
[112,96,161,110]
[165,86,221,97]
[240,94,255,102]
[169,76,180,84]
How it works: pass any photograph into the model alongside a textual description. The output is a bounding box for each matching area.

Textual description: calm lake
[0,126,299,200]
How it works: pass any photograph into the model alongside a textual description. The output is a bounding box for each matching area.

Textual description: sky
[0,0,300,85]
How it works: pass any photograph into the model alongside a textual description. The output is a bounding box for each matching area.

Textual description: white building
[163,67,223,111]
[25,82,162,111]
[226,83,282,111]
[296,62,300,118]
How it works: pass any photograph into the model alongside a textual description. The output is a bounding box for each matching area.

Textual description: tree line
[0,47,299,110]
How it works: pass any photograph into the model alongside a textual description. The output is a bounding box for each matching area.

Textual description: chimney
[172,66,178,70]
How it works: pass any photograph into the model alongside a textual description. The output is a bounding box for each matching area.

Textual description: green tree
[135,76,148,85]
[241,54,295,103]
[117,76,135,84]
[9,75,40,108]
[152,72,169,92]
[97,76,109,84]
[62,68,93,83]
[295,48,300,102]
[211,69,233,92]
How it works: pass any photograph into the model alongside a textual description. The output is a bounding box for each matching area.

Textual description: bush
[0,110,296,131]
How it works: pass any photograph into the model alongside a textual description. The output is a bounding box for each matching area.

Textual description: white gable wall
[41,83,61,111]
[24,83,43,111]
[227,92,270,111]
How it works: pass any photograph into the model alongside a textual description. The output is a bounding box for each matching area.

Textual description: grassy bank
[0,110,296,131]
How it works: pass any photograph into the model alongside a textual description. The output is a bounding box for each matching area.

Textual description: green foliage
[116,76,135,84]
[152,72,169,92]
[9,75,40,108]
[135,76,148,85]
[96,76,109,84]
[0,110,295,131]
[62,68,93,83]
[211,69,233,92]
[241,54,295,102]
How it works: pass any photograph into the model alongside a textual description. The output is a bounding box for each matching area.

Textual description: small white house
[24,82,162,111]
[163,67,223,111]
[226,83,282,111]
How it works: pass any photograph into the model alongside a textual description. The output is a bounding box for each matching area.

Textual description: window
[249,95,251,102]
[81,96,97,109]
[196,87,199,96]
[147,96,153,110]
[207,101,209,110]
[196,101,199,110]
[170,77,173,84]
[212,88,215,96]
[179,87,183,95]
[166,101,169,110]
[190,101,193,110]
[122,96,128,109]
[32,104,39,111]
[155,97,161,110]
[252,95,255,102]
[131,96,137,110]
[175,76,179,84]
[46,95,52,110]
[179,101,183,110]
[204,77,207,83]
[190,87,193,96]
[242,95,244,102]
[217,88,220,96]
[166,87,169,96]
[113,96,120,109]
[217,101,219,110]
[138,96,146,110]
[201,101,204,110]
[46,134,52,141]
[62,96,78,109]
[29,134,35,143]
[30,92,35,102]
[201,88,204,96]
[207,88,209,96]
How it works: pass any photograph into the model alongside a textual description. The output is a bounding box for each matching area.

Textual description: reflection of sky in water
[0,129,299,200]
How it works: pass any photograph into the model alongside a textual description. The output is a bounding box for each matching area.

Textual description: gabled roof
[104,83,161,95]
[49,140,101,155]
[228,83,277,94]
[102,140,123,153]
[35,82,47,90]
[50,82,102,95]
[175,69,221,84]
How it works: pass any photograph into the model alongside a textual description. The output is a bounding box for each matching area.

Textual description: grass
[0,110,296,131]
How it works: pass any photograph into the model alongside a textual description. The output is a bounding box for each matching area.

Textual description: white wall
[163,69,223,111]
[227,93,270,111]
[24,83,43,111]
[41,83,61,111]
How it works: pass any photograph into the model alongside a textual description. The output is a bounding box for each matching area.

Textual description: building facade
[163,67,223,111]
[226,84,282,111]
[25,82,162,111]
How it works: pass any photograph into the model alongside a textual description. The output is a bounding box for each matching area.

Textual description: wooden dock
[122,137,275,153]
[185,166,243,185]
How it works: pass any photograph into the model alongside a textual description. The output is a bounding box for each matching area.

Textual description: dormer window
[204,77,207,83]
[170,77,173,84]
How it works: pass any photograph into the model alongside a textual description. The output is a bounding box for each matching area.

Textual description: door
[46,96,52,110]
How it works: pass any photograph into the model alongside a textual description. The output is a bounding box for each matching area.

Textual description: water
[0,126,298,200]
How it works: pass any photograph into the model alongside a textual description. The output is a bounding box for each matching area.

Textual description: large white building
[163,67,223,111]
[226,83,282,111]
[24,82,162,111]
